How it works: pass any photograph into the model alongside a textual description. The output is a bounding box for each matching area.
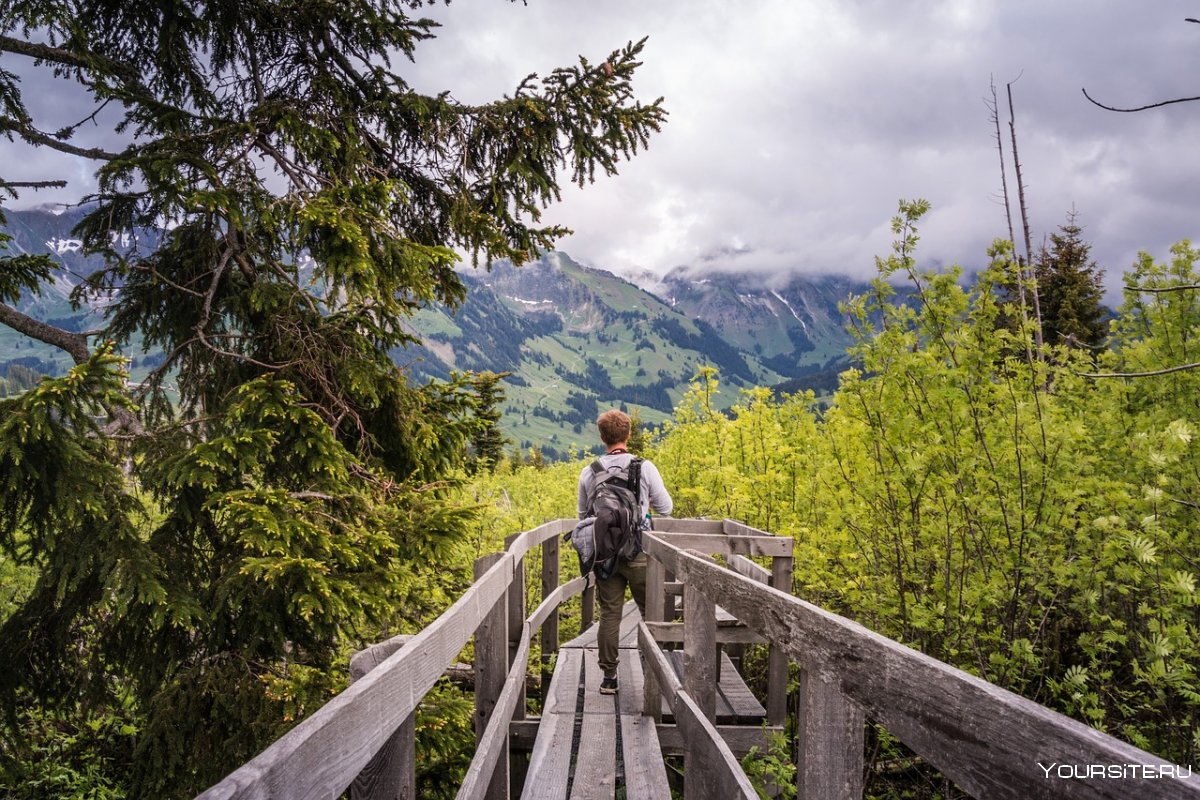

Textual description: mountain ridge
[0,206,866,453]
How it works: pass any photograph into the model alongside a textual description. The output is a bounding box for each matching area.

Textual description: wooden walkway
[197,518,1200,800]
[523,602,766,799]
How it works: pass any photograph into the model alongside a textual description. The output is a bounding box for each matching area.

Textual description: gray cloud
[5,0,1199,299]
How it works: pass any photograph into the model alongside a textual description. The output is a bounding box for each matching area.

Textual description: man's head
[596,409,631,449]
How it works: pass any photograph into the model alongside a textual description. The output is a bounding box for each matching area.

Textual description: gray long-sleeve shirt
[577,452,673,519]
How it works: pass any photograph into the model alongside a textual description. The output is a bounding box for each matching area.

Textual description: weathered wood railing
[196,518,577,800]
[198,517,1200,800]
[644,529,1200,800]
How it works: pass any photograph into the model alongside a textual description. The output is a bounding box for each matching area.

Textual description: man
[578,409,673,694]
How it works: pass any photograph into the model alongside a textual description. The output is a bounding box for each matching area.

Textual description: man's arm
[577,467,591,518]
[643,460,673,516]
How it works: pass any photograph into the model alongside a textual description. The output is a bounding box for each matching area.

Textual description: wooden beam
[676,691,758,800]
[653,532,794,558]
[197,552,515,800]
[767,555,793,727]
[473,553,509,800]
[646,552,666,624]
[350,638,416,800]
[727,555,771,585]
[459,629,532,800]
[684,580,718,723]
[652,518,726,534]
[504,534,527,729]
[644,620,766,645]
[796,668,865,800]
[655,724,783,758]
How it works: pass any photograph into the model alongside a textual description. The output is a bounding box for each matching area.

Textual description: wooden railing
[645,530,1200,800]
[198,518,1200,800]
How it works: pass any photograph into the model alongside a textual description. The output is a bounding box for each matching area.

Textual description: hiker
[577,409,672,694]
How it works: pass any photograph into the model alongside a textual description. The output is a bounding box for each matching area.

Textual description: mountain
[0,208,869,455]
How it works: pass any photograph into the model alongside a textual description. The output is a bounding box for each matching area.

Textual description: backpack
[567,457,643,581]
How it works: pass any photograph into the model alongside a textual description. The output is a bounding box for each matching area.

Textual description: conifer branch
[0,301,91,363]
[0,117,120,160]
[0,179,67,190]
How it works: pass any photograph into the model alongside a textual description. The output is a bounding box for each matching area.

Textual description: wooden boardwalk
[523,602,766,799]
[197,518,1200,800]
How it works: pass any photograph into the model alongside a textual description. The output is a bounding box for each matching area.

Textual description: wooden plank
[721,518,774,538]
[522,648,584,800]
[474,553,509,800]
[650,518,725,534]
[617,655,671,800]
[645,620,767,645]
[655,724,782,758]
[676,690,758,800]
[655,532,794,558]
[569,648,617,800]
[684,581,718,723]
[665,650,764,725]
[669,546,1200,800]
[727,555,771,584]
[767,555,793,726]
[796,668,864,800]
[459,630,532,800]
[197,552,515,800]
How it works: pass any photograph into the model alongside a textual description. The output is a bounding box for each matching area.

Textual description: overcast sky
[5,0,1200,297]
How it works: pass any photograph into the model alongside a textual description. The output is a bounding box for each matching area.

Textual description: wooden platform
[522,603,766,799]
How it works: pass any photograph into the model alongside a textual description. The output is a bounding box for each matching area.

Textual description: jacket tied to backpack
[566,457,645,582]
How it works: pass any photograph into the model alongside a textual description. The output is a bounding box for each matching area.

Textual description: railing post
[474,552,510,800]
[795,669,865,800]
[768,554,794,726]
[349,644,416,800]
[504,533,527,718]
[540,533,560,703]
[646,552,666,624]
[682,573,717,723]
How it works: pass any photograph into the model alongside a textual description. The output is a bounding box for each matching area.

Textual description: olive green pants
[596,552,647,677]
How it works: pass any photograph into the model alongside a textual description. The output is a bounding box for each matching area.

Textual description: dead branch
[1082,88,1200,113]
[1079,361,1200,379]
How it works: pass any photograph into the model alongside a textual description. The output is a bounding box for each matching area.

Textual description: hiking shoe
[599,675,618,694]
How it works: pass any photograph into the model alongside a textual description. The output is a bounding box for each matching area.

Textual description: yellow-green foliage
[640,207,1200,767]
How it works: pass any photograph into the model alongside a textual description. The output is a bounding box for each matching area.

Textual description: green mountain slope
[1,208,870,455]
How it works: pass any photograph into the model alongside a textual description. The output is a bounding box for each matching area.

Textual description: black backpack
[584,456,643,580]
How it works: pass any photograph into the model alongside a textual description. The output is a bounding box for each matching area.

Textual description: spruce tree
[1035,212,1107,349]
[0,2,664,795]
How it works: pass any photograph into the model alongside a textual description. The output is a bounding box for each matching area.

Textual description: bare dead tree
[988,76,1034,366]
[1007,79,1044,352]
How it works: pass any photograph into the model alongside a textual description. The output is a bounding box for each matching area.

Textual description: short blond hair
[596,409,631,447]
